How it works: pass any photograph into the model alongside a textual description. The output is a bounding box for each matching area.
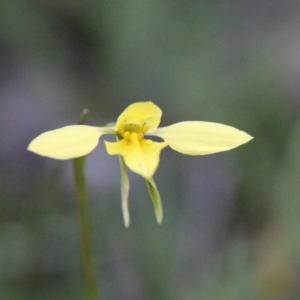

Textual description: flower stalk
[73,109,100,300]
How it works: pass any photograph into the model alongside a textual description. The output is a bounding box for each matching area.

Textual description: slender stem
[73,156,100,300]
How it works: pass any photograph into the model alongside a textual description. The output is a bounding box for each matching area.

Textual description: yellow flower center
[118,122,150,137]
[124,123,141,132]
[120,123,153,146]
[123,131,143,145]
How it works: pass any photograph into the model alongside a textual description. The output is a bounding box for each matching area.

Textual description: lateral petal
[145,177,163,224]
[154,121,253,155]
[118,155,131,228]
[116,101,162,134]
[28,125,108,159]
[104,135,168,178]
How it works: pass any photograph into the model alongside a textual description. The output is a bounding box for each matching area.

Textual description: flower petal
[116,101,162,134]
[104,134,168,178]
[145,177,163,224]
[28,125,109,159]
[154,121,253,155]
[118,155,131,228]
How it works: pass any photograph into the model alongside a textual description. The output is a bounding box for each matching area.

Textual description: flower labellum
[28,101,253,226]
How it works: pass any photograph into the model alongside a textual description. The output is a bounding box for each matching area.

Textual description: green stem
[73,156,100,300]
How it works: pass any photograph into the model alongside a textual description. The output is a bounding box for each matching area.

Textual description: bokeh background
[1,1,300,299]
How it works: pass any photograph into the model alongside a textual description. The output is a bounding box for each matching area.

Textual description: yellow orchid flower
[28,101,253,226]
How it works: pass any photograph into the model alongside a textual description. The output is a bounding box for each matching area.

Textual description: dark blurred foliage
[1,0,300,299]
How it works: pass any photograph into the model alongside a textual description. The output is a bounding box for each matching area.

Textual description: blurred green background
[1,0,300,299]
